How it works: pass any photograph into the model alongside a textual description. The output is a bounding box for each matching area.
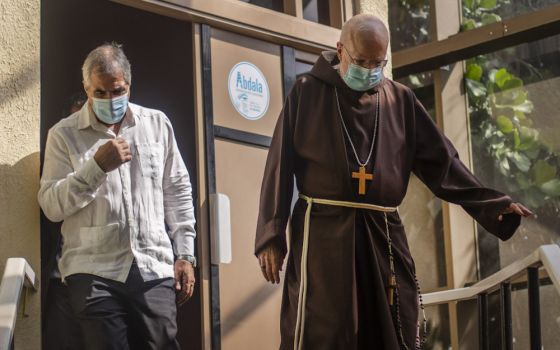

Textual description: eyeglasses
[343,46,387,70]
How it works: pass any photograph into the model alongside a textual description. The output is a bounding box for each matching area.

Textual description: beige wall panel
[435,64,478,289]
[0,0,41,348]
[211,29,283,137]
[400,176,445,291]
[214,140,283,350]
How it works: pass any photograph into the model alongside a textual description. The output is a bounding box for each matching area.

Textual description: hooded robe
[255,51,520,350]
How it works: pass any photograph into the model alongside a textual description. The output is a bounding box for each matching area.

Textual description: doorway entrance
[40,0,200,348]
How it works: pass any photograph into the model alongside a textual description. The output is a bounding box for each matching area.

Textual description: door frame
[196,23,298,350]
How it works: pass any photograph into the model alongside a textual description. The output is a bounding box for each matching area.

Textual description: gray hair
[82,42,132,87]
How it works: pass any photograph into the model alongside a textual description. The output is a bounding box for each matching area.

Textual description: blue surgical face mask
[342,63,384,91]
[92,93,129,124]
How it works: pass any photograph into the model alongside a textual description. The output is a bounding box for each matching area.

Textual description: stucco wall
[354,0,392,76]
[0,0,41,348]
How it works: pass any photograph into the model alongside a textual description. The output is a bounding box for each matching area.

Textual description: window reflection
[397,72,447,290]
[388,0,431,52]
[467,33,560,350]
[238,0,284,12]
[302,0,331,26]
[466,34,560,265]
[462,0,560,30]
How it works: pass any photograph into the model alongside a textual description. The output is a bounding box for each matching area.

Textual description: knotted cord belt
[293,194,398,350]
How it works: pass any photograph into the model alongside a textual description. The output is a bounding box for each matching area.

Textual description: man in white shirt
[38,43,196,349]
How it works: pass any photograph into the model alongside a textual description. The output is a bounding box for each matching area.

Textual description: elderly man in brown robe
[255,14,532,350]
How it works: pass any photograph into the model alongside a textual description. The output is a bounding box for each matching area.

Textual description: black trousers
[44,278,85,350]
[65,263,180,350]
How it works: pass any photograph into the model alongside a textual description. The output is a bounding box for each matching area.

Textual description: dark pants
[44,278,85,350]
[65,263,180,350]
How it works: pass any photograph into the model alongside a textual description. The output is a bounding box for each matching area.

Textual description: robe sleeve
[411,93,520,241]
[254,85,298,256]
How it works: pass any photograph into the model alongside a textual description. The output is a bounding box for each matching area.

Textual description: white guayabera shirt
[38,103,196,282]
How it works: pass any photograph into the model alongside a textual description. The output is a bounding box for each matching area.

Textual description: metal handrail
[423,244,560,306]
[423,244,560,350]
[0,258,38,350]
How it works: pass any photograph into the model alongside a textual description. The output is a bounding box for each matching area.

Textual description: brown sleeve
[254,85,298,256]
[410,93,520,241]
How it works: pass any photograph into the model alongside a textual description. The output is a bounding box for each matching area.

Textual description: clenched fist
[94,137,132,172]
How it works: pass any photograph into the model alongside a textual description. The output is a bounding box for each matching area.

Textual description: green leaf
[464,0,474,9]
[466,78,487,97]
[512,100,534,113]
[499,157,510,176]
[532,160,557,186]
[496,115,514,133]
[409,75,421,87]
[509,152,531,172]
[540,179,560,196]
[466,64,483,81]
[481,13,501,25]
[495,68,511,89]
[479,0,497,9]
[488,69,498,83]
[523,147,540,159]
[515,172,532,190]
[462,19,477,31]
[512,90,528,105]
[513,128,520,149]
[502,77,523,91]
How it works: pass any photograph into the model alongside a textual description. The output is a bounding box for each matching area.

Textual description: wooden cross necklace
[334,87,379,195]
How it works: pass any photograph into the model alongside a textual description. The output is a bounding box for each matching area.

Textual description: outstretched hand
[257,244,285,284]
[498,202,534,221]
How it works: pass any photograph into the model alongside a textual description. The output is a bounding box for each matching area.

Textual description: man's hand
[174,259,195,306]
[499,202,534,221]
[93,137,132,172]
[257,244,285,284]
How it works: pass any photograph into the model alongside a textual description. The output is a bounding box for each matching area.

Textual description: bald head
[336,14,389,81]
[340,14,389,52]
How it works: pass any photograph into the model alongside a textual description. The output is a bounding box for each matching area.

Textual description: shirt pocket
[136,143,164,179]
[78,223,121,255]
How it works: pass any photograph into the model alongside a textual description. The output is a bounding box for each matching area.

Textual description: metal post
[478,293,489,350]
[500,283,513,350]
[528,267,542,350]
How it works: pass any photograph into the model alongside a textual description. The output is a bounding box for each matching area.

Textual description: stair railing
[423,244,560,350]
[0,258,38,350]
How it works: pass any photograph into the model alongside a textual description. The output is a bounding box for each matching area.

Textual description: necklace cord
[334,87,379,168]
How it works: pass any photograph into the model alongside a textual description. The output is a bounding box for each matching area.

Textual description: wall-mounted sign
[228,61,270,121]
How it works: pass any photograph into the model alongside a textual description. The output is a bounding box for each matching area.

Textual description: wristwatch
[177,254,197,267]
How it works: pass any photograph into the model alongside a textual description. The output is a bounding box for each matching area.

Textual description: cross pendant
[351,166,373,195]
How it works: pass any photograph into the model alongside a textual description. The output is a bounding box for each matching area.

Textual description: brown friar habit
[255,51,520,350]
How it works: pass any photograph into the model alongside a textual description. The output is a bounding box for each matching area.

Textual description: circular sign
[228,62,270,121]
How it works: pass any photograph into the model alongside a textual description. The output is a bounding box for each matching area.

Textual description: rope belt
[293,194,398,350]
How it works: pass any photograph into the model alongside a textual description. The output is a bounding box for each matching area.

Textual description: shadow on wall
[0,152,41,268]
[0,152,41,349]
[221,283,279,338]
[0,60,39,110]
